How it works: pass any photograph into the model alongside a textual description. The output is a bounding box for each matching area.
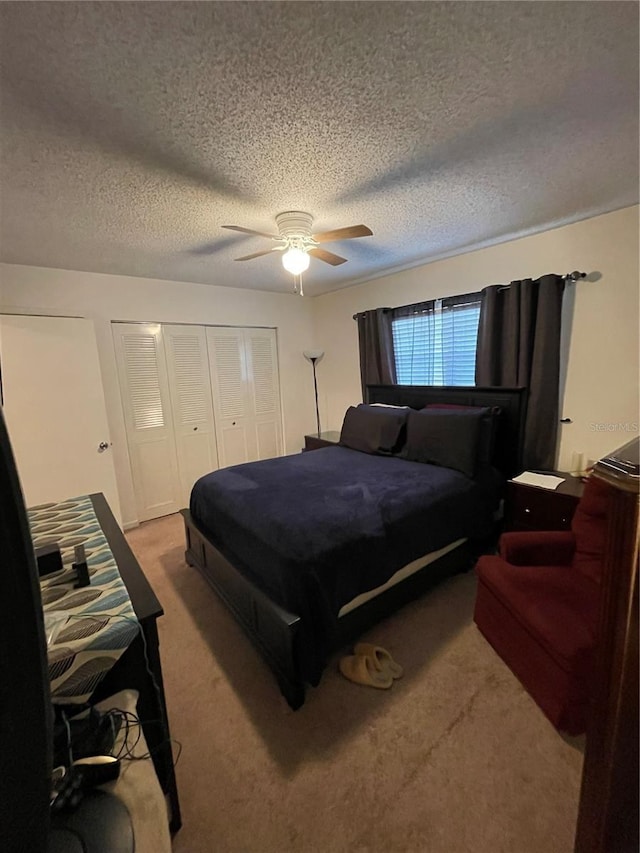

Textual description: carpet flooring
[125,513,584,853]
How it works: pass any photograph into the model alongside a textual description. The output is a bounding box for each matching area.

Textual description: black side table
[504,472,585,532]
[303,430,341,451]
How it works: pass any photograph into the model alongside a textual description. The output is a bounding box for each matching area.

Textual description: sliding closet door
[163,324,219,505]
[206,326,283,468]
[112,323,181,521]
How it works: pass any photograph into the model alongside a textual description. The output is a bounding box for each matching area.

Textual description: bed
[181,384,526,708]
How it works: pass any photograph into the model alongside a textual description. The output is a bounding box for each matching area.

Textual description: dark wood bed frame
[181,385,527,709]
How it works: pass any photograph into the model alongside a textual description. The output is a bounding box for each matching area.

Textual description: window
[391,292,481,386]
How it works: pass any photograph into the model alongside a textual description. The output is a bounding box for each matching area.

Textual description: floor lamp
[303,350,324,436]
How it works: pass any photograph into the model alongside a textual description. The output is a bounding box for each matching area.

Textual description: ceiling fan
[222,211,373,278]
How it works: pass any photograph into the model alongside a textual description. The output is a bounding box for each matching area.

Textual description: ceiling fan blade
[222,225,281,240]
[308,247,348,266]
[234,247,283,261]
[312,224,373,243]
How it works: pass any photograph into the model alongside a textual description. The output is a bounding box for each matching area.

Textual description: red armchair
[474,477,610,735]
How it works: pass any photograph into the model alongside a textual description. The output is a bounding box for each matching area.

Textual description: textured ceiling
[0,2,638,297]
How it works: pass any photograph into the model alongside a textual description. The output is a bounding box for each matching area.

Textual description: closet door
[163,324,219,506]
[112,323,181,521]
[206,326,283,468]
[206,327,254,467]
[245,328,283,460]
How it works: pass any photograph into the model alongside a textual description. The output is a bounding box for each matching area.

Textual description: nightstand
[303,430,341,451]
[504,472,585,532]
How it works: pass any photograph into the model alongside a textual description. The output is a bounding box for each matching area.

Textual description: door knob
[98,441,110,452]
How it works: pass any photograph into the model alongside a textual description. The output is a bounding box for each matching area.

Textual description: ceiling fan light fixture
[224,211,372,284]
[282,247,310,275]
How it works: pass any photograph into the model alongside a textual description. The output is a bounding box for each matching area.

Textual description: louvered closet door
[206,327,254,467]
[112,323,181,521]
[206,326,283,468]
[163,324,219,506]
[245,328,283,460]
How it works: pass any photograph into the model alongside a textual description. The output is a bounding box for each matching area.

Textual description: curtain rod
[353,306,393,320]
[496,271,587,292]
[352,272,588,319]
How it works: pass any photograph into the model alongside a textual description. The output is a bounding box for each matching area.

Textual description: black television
[0,406,52,851]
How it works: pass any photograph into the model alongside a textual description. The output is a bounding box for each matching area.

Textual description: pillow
[339,404,408,455]
[423,404,499,470]
[402,408,483,477]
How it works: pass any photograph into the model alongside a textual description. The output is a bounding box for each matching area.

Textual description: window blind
[391,293,481,386]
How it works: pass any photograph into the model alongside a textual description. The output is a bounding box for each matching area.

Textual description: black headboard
[365,384,527,479]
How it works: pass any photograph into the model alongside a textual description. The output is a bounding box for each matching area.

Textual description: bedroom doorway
[112,322,283,522]
[0,314,121,516]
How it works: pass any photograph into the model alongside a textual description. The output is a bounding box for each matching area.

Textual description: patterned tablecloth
[29,495,139,705]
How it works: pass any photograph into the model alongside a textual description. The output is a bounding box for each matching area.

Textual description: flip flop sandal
[338,654,393,689]
[353,643,403,679]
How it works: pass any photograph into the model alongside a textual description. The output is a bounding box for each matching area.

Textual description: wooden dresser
[90,493,181,834]
[574,439,639,853]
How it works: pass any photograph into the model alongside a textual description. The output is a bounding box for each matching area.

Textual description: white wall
[313,205,640,472]
[2,204,637,525]
[0,265,316,527]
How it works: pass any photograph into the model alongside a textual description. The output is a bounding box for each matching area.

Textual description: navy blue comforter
[190,446,500,681]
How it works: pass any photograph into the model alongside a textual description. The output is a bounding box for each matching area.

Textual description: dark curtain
[356,308,397,398]
[475,274,565,470]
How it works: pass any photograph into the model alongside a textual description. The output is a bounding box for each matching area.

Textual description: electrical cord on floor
[60,708,73,767]
[103,708,183,768]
